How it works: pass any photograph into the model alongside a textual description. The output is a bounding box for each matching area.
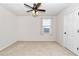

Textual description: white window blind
[42,19,51,33]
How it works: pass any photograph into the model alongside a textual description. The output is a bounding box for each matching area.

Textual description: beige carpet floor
[0,41,76,56]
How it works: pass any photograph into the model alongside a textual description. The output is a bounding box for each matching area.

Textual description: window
[42,19,51,33]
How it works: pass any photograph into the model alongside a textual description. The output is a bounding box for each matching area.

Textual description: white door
[64,12,75,51]
[72,9,79,55]
[64,9,79,55]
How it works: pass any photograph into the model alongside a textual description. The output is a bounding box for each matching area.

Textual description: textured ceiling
[0,3,70,16]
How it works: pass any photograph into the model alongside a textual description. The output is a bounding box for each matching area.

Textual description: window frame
[40,18,52,35]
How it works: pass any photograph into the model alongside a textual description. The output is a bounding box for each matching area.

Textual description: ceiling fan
[24,3,46,16]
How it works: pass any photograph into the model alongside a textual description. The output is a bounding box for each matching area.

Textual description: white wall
[0,6,56,50]
[17,16,56,41]
[56,13,64,46]
[0,6,17,50]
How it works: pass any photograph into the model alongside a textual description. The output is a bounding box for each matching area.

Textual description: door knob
[64,32,66,34]
[77,30,79,33]
[78,12,79,15]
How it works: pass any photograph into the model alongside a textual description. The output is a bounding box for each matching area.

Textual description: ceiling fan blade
[27,10,33,12]
[36,3,41,8]
[24,3,32,9]
[37,9,46,12]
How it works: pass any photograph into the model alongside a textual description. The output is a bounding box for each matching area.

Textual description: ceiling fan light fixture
[32,10,39,16]
[36,11,39,15]
[32,10,35,15]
